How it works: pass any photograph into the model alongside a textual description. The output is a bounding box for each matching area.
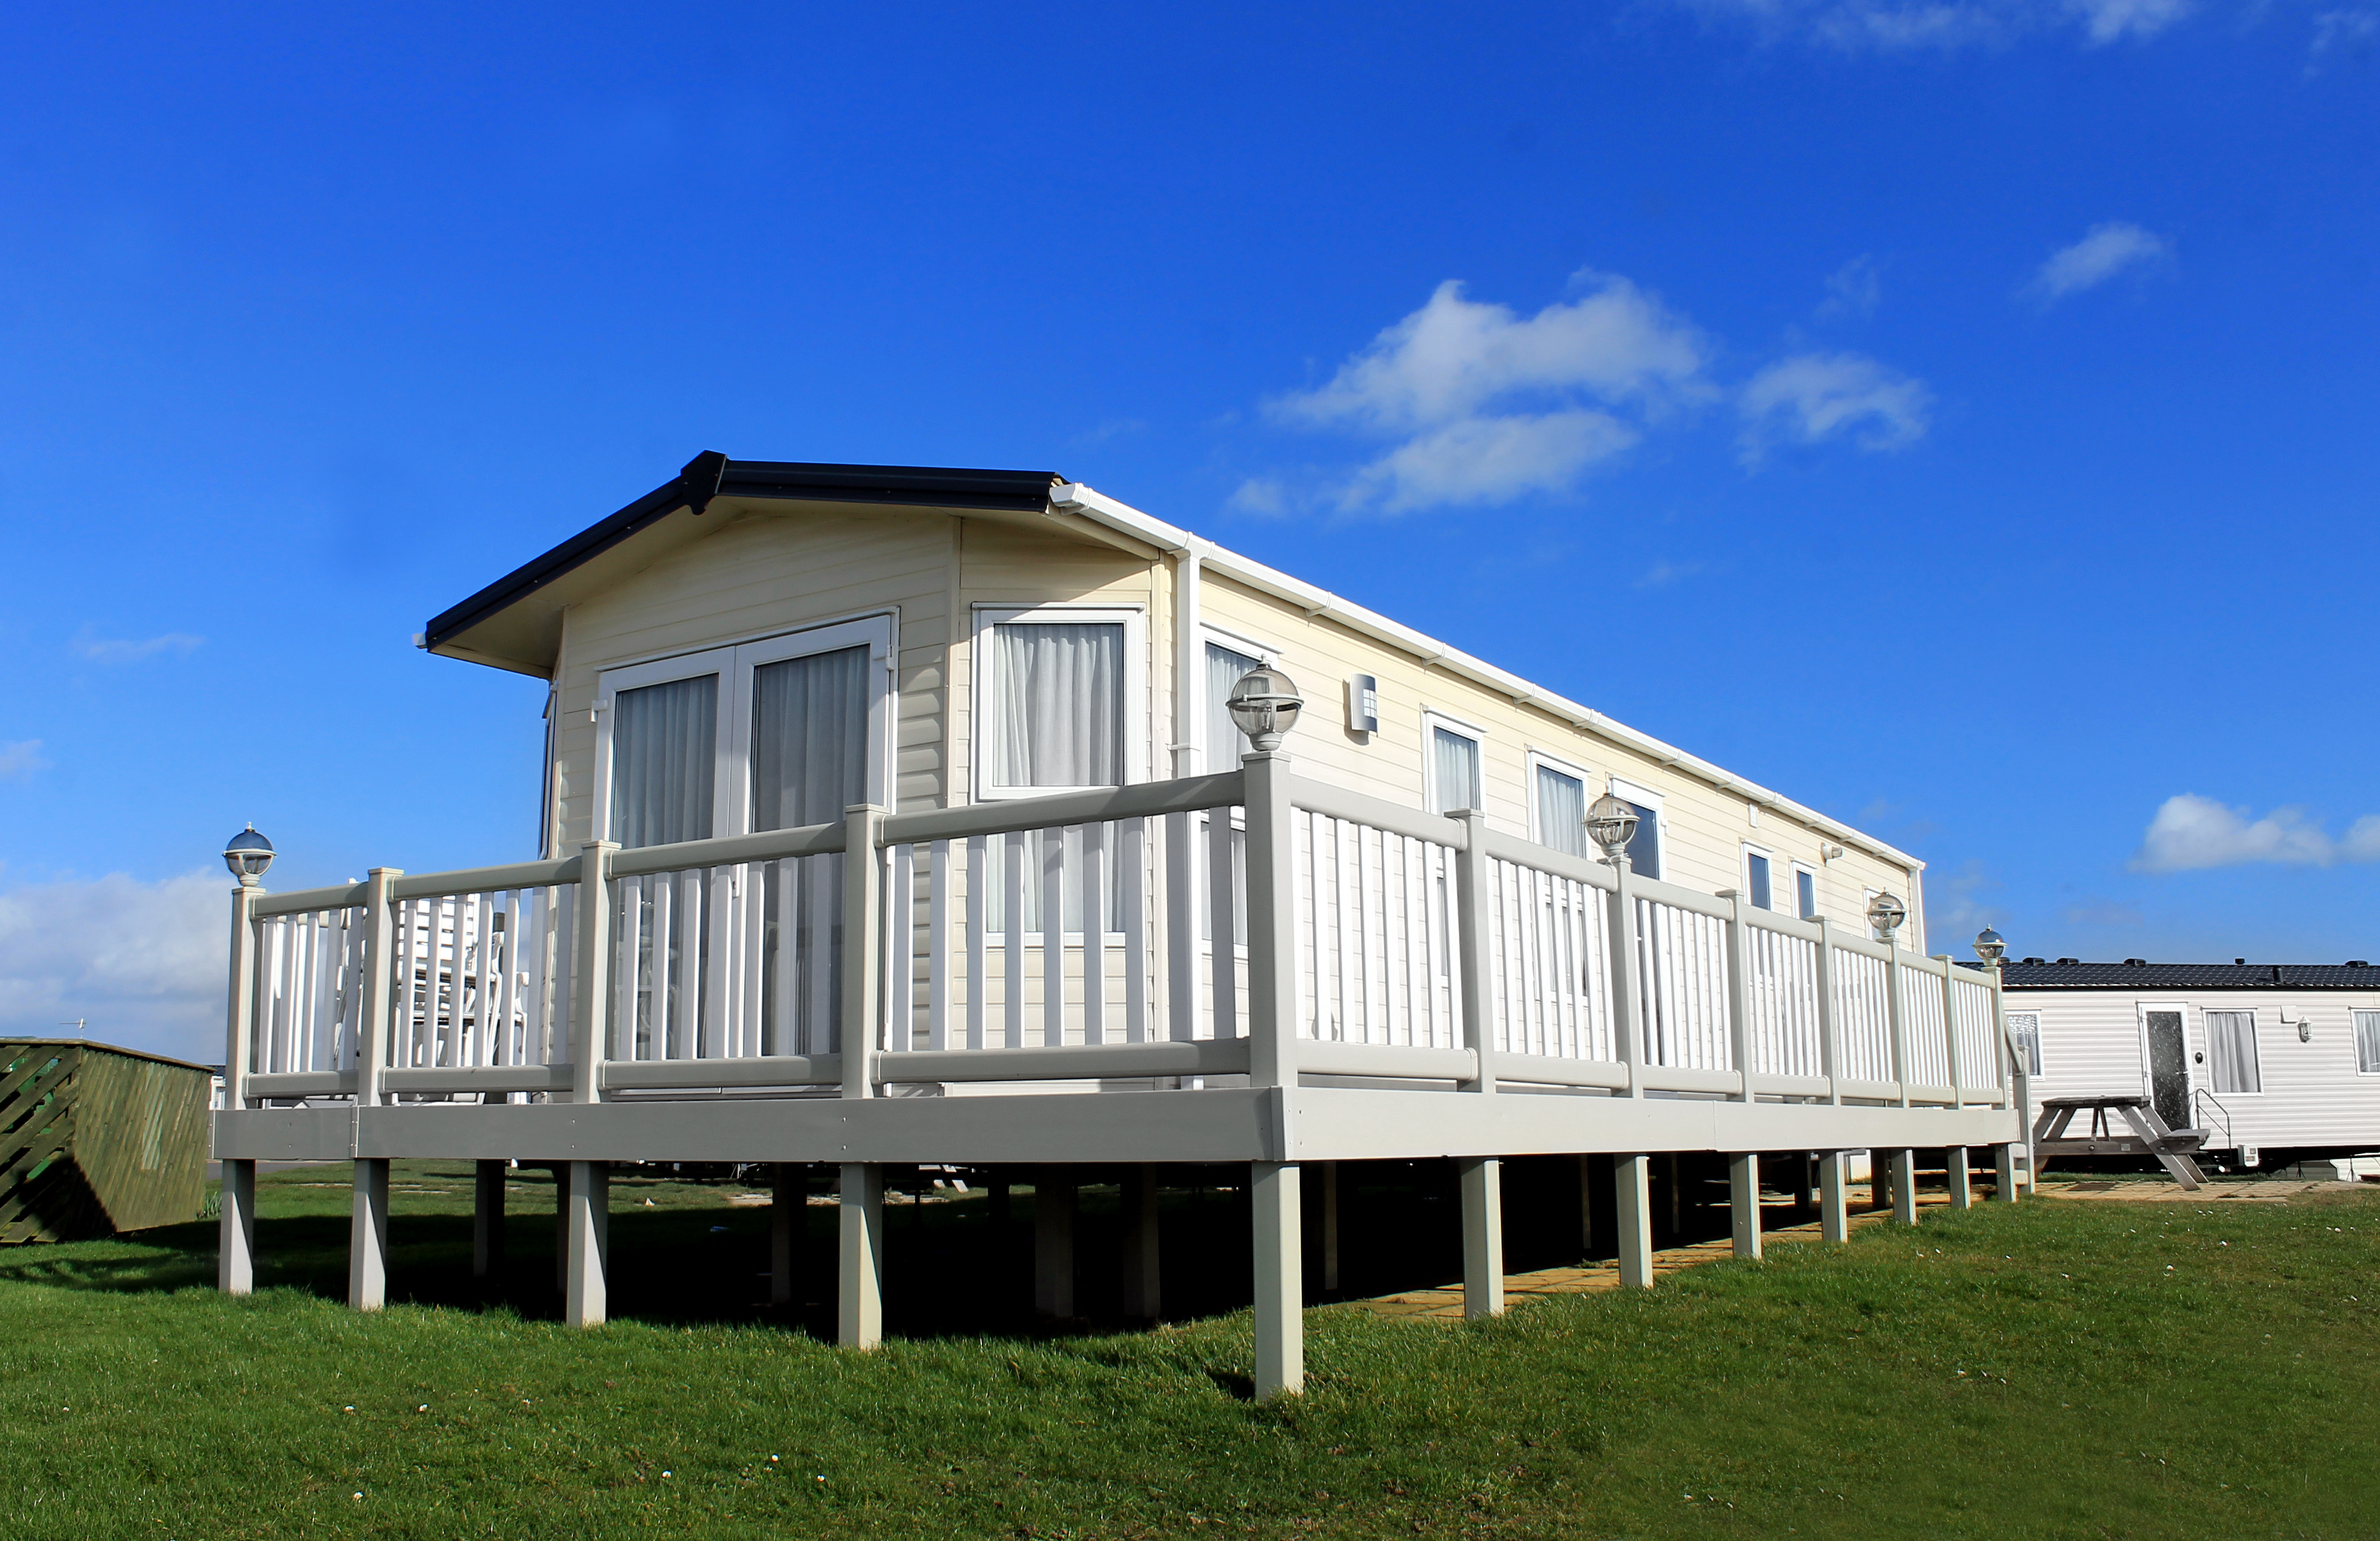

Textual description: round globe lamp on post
[1224,668,1303,753]
[1973,926,2006,972]
[1866,891,1907,944]
[1584,794,1639,867]
[223,825,276,888]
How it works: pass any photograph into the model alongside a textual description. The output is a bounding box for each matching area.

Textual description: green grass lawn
[0,1166,2373,1540]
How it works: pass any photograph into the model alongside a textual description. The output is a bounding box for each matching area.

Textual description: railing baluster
[930,840,952,1052]
[650,874,675,1059]
[1121,820,1147,1045]
[1208,802,1238,1039]
[1165,812,1196,1043]
[1042,826,1067,1047]
[889,845,917,1053]
[965,837,987,1051]
[1003,830,1026,1050]
[1082,826,1107,1046]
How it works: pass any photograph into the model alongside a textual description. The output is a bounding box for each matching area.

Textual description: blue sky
[3,1,2375,1058]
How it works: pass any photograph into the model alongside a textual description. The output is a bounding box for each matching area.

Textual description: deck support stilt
[838,1162,883,1348]
[1820,1152,1849,1242]
[1122,1164,1161,1322]
[349,1157,390,1311]
[771,1163,802,1306]
[1033,1168,1077,1319]
[1251,1160,1303,1397]
[1577,1155,1597,1259]
[1945,1146,1973,1210]
[564,1160,608,1328]
[218,1158,255,1295]
[1320,1161,1340,1296]
[1615,1154,1654,1289]
[1891,1149,1919,1225]
[1459,1157,1504,1319]
[1728,1152,1763,1260]
[1993,1143,2019,1201]
[473,1160,506,1280]
[553,1163,570,1292]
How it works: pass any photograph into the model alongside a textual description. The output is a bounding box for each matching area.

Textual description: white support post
[1608,861,1644,1097]
[1451,809,1497,1094]
[1123,1164,1161,1322]
[1459,1157,1504,1319]
[218,1159,256,1295]
[1884,942,1911,1108]
[1576,1154,1597,1260]
[1819,1152,1849,1243]
[564,1159,609,1327]
[1946,1146,1973,1210]
[1242,752,1299,1094]
[1615,1154,1654,1288]
[1814,917,1840,1106]
[841,808,887,1098]
[1994,1143,2019,1202]
[349,1157,390,1311]
[1728,1152,1763,1261]
[1723,893,1754,1101]
[569,842,616,1104]
[223,886,260,1109]
[838,1162,884,1348]
[1320,1161,1340,1296]
[355,869,402,1108]
[1892,1149,1919,1225]
[1033,1168,1077,1319]
[1251,1160,1303,1397]
[473,1160,505,1280]
[771,1162,802,1306]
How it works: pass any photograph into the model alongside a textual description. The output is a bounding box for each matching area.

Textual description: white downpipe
[1172,545,1204,777]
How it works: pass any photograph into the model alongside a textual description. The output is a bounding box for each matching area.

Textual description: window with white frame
[1531,756,1590,858]
[1794,865,1818,921]
[977,608,1137,796]
[2005,1011,2044,1075]
[1607,777,1663,881]
[2205,1010,2262,1094]
[1427,717,1484,816]
[2357,1010,2380,1074]
[1743,844,1775,911]
[1204,634,1268,770]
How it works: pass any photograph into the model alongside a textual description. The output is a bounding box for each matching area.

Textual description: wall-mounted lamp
[1819,842,1847,864]
[1346,674,1379,736]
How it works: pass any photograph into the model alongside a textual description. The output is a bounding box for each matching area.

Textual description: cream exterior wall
[2006,986,2380,1153]
[540,507,1919,946]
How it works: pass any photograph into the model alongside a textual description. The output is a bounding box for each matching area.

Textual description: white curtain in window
[610,675,718,849]
[2358,1010,2380,1075]
[2206,1010,2261,1094]
[1433,727,1480,814]
[751,646,870,830]
[1206,641,1261,770]
[1536,766,1587,856]
[990,622,1124,788]
[2006,1012,2043,1075]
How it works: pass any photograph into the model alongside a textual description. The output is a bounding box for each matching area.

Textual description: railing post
[354,868,402,1108]
[1242,752,1299,1092]
[223,885,260,1108]
[1450,809,1497,1094]
[1883,940,1910,1109]
[1814,917,1840,1106]
[840,807,888,1098]
[1723,893,1753,1101]
[1606,858,1644,1098]
[1935,956,1962,1103]
[569,842,616,1104]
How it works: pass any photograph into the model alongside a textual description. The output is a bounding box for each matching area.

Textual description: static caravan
[2001,958,2380,1169]
[216,454,2025,1394]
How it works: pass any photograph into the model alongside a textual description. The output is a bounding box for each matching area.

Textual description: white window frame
[1200,625,1280,769]
[972,604,1147,802]
[2197,1005,2264,1098]
[1526,749,1595,856]
[1424,711,1488,816]
[589,611,896,844]
[1791,862,1819,921]
[2356,1009,2380,1076]
[1606,775,1667,880]
[1741,841,1779,912]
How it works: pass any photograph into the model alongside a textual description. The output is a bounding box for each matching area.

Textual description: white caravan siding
[2007,986,2380,1155]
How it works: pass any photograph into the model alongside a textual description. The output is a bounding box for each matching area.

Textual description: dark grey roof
[424,454,1060,651]
[2002,961,2380,991]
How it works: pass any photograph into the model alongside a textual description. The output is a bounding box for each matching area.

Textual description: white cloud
[0,740,47,781]
[1270,274,1707,510]
[1819,255,1884,320]
[2026,222,2171,303]
[2127,793,2380,872]
[1738,351,1931,460]
[72,629,204,664]
[0,870,227,1062]
[1635,558,1708,589]
[2309,6,2379,69]
[1671,0,2190,50]
[1226,477,1289,515]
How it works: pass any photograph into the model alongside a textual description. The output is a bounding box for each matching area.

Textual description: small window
[1534,762,1589,858]
[1205,639,1264,769]
[977,608,1138,797]
[2005,1012,2044,1075]
[1795,867,1817,921]
[1745,851,1773,911]
[2356,1010,2380,1074]
[2206,1010,2262,1094]
[1607,780,1662,881]
[1429,723,1483,815]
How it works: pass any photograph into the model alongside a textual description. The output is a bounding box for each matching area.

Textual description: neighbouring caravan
[2001,958,2380,1168]
[217,455,2024,1395]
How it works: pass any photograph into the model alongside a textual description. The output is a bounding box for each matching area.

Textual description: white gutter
[1051,482,1921,872]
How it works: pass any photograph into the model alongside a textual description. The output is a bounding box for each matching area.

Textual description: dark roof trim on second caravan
[2001,960,2380,990]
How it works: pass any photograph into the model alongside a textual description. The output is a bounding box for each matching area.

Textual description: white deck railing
[225,760,2008,1114]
